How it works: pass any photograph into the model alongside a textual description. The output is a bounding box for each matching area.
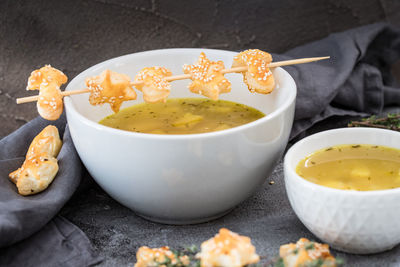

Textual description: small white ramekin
[284,127,400,254]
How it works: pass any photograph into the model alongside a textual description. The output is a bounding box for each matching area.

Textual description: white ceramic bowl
[284,128,400,254]
[65,48,296,224]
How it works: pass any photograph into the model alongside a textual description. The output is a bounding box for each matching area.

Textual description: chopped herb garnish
[335,257,345,266]
[305,243,314,250]
[272,258,285,267]
[300,258,324,267]
[185,244,198,254]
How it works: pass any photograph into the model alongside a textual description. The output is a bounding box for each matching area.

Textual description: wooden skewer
[16,56,329,104]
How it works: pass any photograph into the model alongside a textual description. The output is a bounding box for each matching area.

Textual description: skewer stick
[16,56,329,104]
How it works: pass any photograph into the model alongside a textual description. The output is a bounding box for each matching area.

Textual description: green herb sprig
[348,113,400,131]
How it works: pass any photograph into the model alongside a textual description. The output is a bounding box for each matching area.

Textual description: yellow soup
[99,98,265,134]
[296,144,400,191]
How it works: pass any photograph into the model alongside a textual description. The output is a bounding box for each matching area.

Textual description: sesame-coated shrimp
[134,67,172,103]
[27,65,67,120]
[183,52,231,100]
[232,49,275,94]
[9,125,62,195]
[86,69,137,113]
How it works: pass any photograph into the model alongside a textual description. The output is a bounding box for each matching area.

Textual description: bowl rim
[284,127,400,195]
[64,48,297,140]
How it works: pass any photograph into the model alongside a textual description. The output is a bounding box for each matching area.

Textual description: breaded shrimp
[232,49,275,94]
[86,69,137,113]
[183,52,231,100]
[9,125,62,196]
[134,66,172,103]
[26,65,68,120]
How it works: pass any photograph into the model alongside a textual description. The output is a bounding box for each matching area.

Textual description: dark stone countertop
[2,1,400,266]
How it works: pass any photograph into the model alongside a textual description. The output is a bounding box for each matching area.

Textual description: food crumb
[269,181,275,185]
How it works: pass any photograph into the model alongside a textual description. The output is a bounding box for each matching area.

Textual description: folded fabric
[0,216,102,267]
[0,115,77,247]
[272,22,400,140]
[0,114,101,264]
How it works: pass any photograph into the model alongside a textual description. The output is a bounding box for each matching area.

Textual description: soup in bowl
[284,127,400,254]
[64,48,296,224]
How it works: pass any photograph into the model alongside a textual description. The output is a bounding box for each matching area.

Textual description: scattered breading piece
[279,238,337,267]
[134,246,190,267]
[197,228,260,267]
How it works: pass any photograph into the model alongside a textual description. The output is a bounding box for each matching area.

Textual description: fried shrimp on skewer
[27,65,68,120]
[36,84,64,121]
[16,55,330,106]
[86,69,137,113]
[183,52,231,100]
[134,67,172,103]
[9,125,62,196]
[27,65,67,90]
[232,49,275,94]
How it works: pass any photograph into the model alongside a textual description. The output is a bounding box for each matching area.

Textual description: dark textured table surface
[2,1,400,266]
[56,115,400,267]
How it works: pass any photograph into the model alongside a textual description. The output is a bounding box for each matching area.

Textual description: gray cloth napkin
[1,22,400,266]
[0,216,102,267]
[0,115,102,265]
[272,22,400,140]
